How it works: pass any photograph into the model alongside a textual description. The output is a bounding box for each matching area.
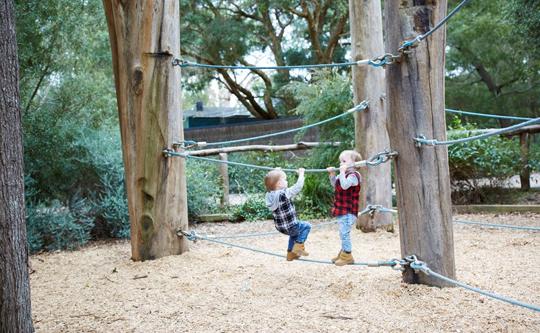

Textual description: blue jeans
[287,221,311,252]
[338,214,356,252]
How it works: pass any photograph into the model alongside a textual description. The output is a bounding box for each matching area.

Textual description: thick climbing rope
[445,108,533,121]
[199,220,338,240]
[358,205,540,231]
[405,255,540,312]
[178,100,368,148]
[453,219,540,231]
[399,0,472,51]
[358,204,398,217]
[172,56,395,70]
[178,230,402,268]
[164,149,397,173]
[414,117,540,146]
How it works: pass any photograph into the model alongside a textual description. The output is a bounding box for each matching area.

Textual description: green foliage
[282,71,353,217]
[446,0,540,122]
[232,195,272,222]
[228,151,294,194]
[26,200,93,253]
[447,118,522,191]
[295,174,333,219]
[185,160,222,217]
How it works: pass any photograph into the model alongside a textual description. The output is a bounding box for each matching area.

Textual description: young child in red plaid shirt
[327,150,362,266]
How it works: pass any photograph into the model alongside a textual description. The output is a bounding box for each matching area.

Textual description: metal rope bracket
[177,229,197,242]
[369,53,402,67]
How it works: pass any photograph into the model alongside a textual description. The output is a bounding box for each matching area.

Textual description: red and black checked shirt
[331,171,361,216]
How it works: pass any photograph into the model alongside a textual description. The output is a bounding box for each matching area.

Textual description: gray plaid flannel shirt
[265,175,304,235]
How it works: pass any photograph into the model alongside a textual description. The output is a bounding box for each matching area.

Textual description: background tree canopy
[15,0,540,252]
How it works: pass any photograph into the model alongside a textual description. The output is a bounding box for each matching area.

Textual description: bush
[228,151,294,194]
[295,174,333,219]
[232,194,272,222]
[447,118,521,185]
[185,159,222,218]
[26,200,93,253]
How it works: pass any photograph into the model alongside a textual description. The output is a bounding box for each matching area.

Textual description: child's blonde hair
[264,169,286,191]
[339,150,363,162]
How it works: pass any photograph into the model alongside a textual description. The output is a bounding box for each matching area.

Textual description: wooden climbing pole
[103,0,189,260]
[384,0,456,286]
[349,0,393,232]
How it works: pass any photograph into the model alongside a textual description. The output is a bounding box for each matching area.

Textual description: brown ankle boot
[334,251,354,266]
[286,251,300,261]
[331,250,342,263]
[292,242,309,256]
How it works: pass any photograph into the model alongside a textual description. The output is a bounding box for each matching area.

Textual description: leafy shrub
[185,160,222,218]
[228,151,295,194]
[447,118,521,184]
[26,200,93,253]
[295,174,333,219]
[232,194,272,222]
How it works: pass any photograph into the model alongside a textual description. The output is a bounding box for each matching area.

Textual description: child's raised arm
[285,168,305,199]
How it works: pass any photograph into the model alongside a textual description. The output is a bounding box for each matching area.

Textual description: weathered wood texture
[187,142,340,156]
[0,0,34,330]
[384,0,455,286]
[219,153,229,207]
[103,0,188,260]
[349,0,393,231]
[519,133,530,190]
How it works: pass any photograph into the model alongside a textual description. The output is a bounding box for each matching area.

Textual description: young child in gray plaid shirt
[265,168,311,261]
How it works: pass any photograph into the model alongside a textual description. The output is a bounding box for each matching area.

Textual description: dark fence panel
[184,117,319,146]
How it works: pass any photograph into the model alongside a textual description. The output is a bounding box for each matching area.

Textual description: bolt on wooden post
[384,0,456,286]
[103,0,189,260]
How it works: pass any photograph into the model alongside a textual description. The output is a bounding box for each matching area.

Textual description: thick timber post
[103,0,188,260]
[519,133,530,190]
[384,0,455,286]
[0,0,34,330]
[349,0,393,232]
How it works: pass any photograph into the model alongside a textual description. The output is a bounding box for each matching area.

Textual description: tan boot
[292,242,309,256]
[331,250,342,263]
[286,251,300,261]
[334,251,354,266]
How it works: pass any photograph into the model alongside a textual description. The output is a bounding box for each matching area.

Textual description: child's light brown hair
[339,150,363,162]
[264,169,286,191]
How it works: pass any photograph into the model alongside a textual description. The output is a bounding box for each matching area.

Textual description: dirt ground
[30,213,540,332]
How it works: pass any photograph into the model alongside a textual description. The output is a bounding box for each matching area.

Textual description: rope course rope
[399,0,472,51]
[357,205,540,231]
[164,149,398,173]
[199,220,338,240]
[445,108,533,121]
[178,230,403,269]
[172,53,400,71]
[453,219,540,231]
[177,101,369,148]
[405,255,540,312]
[358,204,398,218]
[414,117,540,146]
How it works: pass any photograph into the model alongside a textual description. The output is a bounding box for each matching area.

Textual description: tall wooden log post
[0,0,34,330]
[384,0,455,286]
[519,133,530,190]
[349,0,393,232]
[219,153,230,207]
[103,0,188,260]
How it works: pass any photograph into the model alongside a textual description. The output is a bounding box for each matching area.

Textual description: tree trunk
[349,0,393,232]
[219,153,229,208]
[519,133,530,190]
[384,0,455,286]
[0,0,34,331]
[103,0,188,260]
